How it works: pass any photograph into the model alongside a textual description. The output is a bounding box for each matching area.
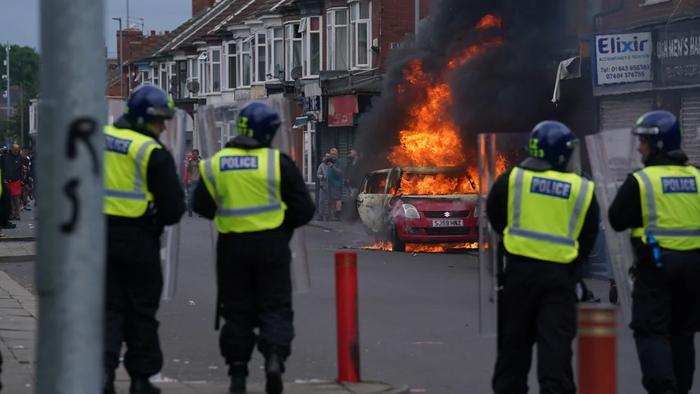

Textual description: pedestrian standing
[486,121,600,394]
[103,85,185,394]
[343,148,362,220]
[194,102,314,394]
[327,148,344,220]
[609,110,700,394]
[2,144,24,221]
[316,153,332,221]
[186,149,201,217]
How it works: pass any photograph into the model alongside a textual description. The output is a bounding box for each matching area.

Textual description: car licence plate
[431,219,464,227]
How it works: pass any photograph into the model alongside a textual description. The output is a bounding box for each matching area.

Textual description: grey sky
[0,0,191,57]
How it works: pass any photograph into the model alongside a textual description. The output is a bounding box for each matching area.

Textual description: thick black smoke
[356,0,569,170]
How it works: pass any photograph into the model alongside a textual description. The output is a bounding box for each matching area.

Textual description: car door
[357,170,391,233]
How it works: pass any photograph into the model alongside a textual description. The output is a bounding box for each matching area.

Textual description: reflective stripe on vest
[200,147,286,233]
[632,165,700,251]
[503,167,594,264]
[103,126,160,217]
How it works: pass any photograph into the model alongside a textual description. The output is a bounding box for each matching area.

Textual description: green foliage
[1,45,40,99]
[0,45,39,144]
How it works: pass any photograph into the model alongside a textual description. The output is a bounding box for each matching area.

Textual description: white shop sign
[593,32,653,86]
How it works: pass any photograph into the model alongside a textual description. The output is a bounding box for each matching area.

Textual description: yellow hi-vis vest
[200,147,287,234]
[103,125,161,218]
[503,167,594,264]
[631,165,700,251]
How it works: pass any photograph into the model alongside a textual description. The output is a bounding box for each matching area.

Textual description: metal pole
[414,0,420,35]
[5,44,10,142]
[19,83,23,147]
[38,0,105,393]
[113,17,124,99]
[126,0,130,28]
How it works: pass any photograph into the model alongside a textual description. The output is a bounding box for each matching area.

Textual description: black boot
[103,370,116,394]
[265,354,284,394]
[129,377,160,394]
[229,362,248,393]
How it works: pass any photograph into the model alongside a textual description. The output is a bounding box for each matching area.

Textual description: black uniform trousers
[104,232,164,378]
[217,235,294,366]
[631,250,700,394]
[493,258,577,394]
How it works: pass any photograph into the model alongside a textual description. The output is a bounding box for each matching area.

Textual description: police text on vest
[661,177,698,193]
[106,135,132,154]
[530,177,572,199]
[220,156,259,171]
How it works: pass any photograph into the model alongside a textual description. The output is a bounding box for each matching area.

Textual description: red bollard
[578,304,617,394]
[335,251,360,383]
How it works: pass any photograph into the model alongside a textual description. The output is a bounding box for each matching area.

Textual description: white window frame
[267,27,285,81]
[140,70,151,86]
[187,57,199,98]
[254,32,267,83]
[151,65,159,87]
[301,15,323,78]
[327,8,350,71]
[240,37,253,88]
[159,63,169,91]
[224,41,238,90]
[349,0,372,69]
[209,46,222,93]
[198,51,210,94]
[285,22,302,80]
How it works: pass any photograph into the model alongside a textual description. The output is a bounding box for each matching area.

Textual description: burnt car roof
[368,166,467,174]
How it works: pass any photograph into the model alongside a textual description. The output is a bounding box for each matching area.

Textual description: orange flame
[363,242,479,253]
[388,16,504,196]
[476,14,502,30]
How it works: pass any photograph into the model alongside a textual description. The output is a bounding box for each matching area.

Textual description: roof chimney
[192,0,216,16]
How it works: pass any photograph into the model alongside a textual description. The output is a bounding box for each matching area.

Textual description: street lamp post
[37,0,105,392]
[112,17,124,99]
[4,44,9,142]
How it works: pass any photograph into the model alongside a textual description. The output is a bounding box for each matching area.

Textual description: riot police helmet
[528,120,578,169]
[632,110,681,152]
[125,85,176,129]
[237,102,281,146]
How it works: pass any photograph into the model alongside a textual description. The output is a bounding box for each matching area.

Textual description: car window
[365,173,388,194]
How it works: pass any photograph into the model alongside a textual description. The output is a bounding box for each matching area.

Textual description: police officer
[103,85,185,394]
[609,110,700,394]
[486,121,600,394]
[193,102,314,394]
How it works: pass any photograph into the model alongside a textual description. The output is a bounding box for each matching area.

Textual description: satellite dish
[186,80,200,94]
[291,66,302,80]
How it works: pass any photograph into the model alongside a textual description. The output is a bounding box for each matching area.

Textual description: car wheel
[391,225,406,252]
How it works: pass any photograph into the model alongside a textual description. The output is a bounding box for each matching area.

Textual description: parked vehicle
[357,166,478,251]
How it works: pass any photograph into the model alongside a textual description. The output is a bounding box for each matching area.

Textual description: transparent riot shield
[477,132,529,337]
[585,129,640,322]
[268,94,311,293]
[196,100,311,294]
[159,109,189,301]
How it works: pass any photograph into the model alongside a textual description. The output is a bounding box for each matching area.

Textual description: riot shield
[159,109,189,301]
[268,94,311,293]
[585,129,640,322]
[196,99,311,294]
[477,132,529,337]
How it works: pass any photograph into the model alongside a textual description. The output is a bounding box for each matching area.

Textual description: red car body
[389,196,478,248]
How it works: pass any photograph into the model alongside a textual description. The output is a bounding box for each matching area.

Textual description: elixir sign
[594,32,653,86]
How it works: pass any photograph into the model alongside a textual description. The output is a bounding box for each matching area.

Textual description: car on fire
[357,166,479,252]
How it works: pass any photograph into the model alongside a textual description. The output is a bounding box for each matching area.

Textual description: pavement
[0,211,408,393]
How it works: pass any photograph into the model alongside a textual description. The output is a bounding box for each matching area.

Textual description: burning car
[357,166,478,252]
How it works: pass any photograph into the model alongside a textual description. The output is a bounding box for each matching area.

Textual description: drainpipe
[415,0,420,34]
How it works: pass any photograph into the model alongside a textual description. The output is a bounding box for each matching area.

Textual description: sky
[0,0,191,57]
